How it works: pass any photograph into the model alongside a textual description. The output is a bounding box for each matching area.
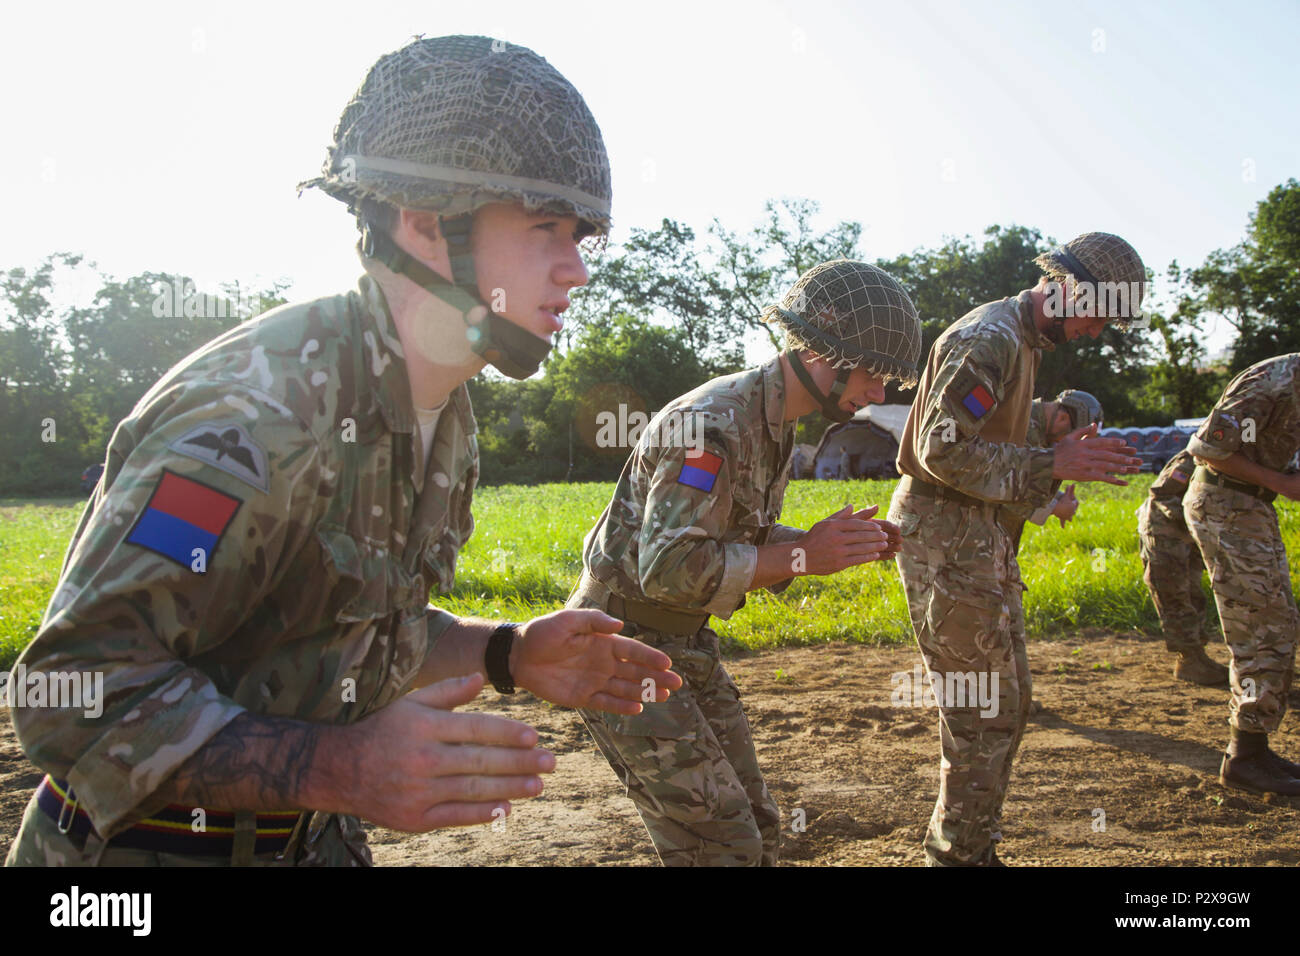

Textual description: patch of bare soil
[4,630,1298,866]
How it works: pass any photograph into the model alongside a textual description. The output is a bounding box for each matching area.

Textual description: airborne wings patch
[126,470,241,569]
[961,384,996,419]
[678,449,723,492]
[169,421,269,492]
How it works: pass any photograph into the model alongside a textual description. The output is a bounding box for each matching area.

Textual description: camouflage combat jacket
[580,355,801,618]
[1188,354,1300,474]
[10,275,476,838]
[896,292,1056,506]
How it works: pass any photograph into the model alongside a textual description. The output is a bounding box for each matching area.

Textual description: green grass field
[4,480,1300,669]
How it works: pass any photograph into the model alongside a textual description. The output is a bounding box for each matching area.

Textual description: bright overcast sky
[3,0,1296,351]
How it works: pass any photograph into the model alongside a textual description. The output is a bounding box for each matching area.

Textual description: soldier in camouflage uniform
[1006,390,1102,550]
[5,35,681,868]
[1005,391,1100,717]
[1183,354,1300,795]
[1137,449,1228,686]
[888,233,1145,866]
[570,260,923,866]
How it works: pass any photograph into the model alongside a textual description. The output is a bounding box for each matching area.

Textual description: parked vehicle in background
[79,463,104,495]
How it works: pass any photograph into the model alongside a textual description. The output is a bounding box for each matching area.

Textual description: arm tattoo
[156,713,323,810]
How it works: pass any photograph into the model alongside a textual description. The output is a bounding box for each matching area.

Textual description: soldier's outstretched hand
[799,503,895,574]
[344,673,556,832]
[511,609,684,714]
[1052,423,1141,485]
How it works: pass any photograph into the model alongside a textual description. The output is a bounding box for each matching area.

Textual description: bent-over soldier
[1183,354,1300,795]
[1005,389,1103,549]
[570,260,923,865]
[889,233,1145,865]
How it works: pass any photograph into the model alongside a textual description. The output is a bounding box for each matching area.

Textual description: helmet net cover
[762,259,923,389]
[299,35,612,235]
[1033,232,1147,325]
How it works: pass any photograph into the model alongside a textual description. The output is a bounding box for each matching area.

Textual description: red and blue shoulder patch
[126,470,241,570]
[678,448,723,493]
[961,384,995,419]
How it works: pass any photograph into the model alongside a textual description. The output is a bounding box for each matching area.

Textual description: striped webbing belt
[37,775,306,859]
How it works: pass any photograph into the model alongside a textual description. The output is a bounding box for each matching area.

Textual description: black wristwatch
[485,622,520,694]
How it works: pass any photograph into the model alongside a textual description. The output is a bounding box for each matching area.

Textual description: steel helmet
[1033,232,1147,335]
[763,259,922,422]
[299,35,612,379]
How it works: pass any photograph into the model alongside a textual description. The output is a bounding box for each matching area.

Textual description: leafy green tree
[566,220,739,368]
[64,273,287,449]
[1132,264,1225,422]
[1181,178,1300,372]
[0,256,288,495]
[568,198,860,371]
[0,254,87,492]
[708,197,862,350]
[472,316,710,484]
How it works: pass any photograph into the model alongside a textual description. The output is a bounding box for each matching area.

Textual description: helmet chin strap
[361,217,553,379]
[788,351,854,423]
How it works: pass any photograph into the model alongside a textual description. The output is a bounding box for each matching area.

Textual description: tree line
[2,180,1296,494]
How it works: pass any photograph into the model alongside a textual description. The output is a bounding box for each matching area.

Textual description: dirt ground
[4,628,1300,866]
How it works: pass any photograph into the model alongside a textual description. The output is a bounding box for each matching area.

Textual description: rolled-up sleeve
[1188,409,1252,462]
[1189,366,1276,463]
[425,607,459,644]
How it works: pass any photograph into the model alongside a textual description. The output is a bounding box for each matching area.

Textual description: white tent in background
[811,403,912,479]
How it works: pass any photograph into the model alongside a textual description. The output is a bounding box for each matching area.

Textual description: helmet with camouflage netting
[297,35,612,381]
[300,34,612,234]
[1055,389,1104,430]
[1033,232,1147,329]
[762,259,923,388]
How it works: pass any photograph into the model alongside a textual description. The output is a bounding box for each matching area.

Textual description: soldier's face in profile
[1049,407,1075,443]
[839,366,887,415]
[1062,313,1108,341]
[470,202,591,343]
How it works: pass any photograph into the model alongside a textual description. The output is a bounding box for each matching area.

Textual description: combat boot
[1263,747,1300,780]
[1219,728,1300,795]
[1174,645,1230,687]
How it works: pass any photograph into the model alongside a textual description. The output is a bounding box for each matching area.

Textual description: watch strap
[486,623,520,694]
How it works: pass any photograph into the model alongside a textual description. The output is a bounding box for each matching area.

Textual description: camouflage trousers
[1137,496,1213,653]
[573,614,779,867]
[1184,482,1298,734]
[890,488,1031,866]
[4,794,371,867]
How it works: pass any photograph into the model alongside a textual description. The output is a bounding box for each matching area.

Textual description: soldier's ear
[398,209,444,249]
[392,210,453,281]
